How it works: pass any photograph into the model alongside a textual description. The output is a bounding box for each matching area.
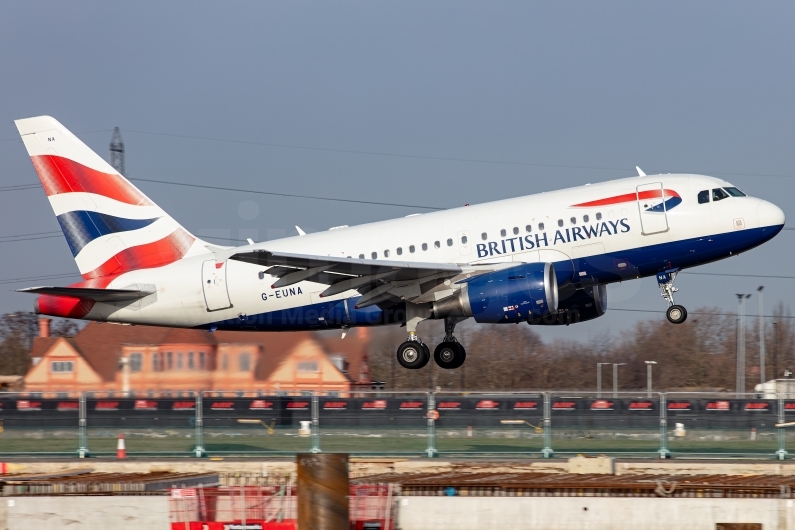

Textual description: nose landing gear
[657,269,688,324]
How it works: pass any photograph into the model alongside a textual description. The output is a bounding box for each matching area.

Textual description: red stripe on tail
[30,155,153,206]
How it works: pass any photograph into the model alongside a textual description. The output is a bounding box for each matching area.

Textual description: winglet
[296,226,306,236]
[636,166,646,177]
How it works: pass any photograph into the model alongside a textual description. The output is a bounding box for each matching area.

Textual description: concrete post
[311,393,321,453]
[543,392,553,458]
[658,393,671,459]
[194,392,205,457]
[297,453,349,530]
[78,393,89,458]
[425,392,438,458]
[777,396,788,461]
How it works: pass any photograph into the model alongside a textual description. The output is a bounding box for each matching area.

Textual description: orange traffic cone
[116,434,126,459]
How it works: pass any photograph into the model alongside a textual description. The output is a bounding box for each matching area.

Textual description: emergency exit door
[201,260,232,311]
[636,182,669,235]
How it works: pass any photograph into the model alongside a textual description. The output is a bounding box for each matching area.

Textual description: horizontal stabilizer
[17,286,155,303]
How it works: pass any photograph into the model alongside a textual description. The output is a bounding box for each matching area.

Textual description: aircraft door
[636,182,669,235]
[201,260,232,311]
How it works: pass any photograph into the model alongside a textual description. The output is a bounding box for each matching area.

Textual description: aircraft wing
[228,249,463,308]
[16,286,155,303]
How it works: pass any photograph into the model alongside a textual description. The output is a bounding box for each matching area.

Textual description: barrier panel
[548,392,662,456]
[665,393,779,456]
[433,392,545,456]
[203,392,313,455]
[0,392,81,456]
[317,392,429,455]
[85,393,199,456]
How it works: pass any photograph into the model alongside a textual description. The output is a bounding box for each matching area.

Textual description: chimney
[38,318,51,338]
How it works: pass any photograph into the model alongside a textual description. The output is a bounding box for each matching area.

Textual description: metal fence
[0,390,791,459]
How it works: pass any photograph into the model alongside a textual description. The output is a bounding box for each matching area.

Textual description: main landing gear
[396,317,467,370]
[657,269,687,324]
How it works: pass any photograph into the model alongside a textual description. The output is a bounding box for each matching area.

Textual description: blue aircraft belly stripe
[57,210,160,257]
[198,224,784,332]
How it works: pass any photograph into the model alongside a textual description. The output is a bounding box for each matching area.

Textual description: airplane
[13,116,786,371]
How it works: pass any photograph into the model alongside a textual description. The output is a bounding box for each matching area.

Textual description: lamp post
[613,363,626,398]
[597,363,611,398]
[758,286,765,385]
[645,361,657,398]
[736,293,751,397]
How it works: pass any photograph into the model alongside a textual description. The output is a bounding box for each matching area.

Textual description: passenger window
[500,229,506,237]
[539,222,545,230]
[409,245,415,253]
[583,215,589,223]
[724,187,746,197]
[461,236,467,244]
[513,227,519,235]
[525,225,532,233]
[384,249,390,258]
[481,232,488,240]
[596,213,602,221]
[447,238,453,246]
[371,252,377,259]
[434,241,441,249]
[570,217,576,225]
[712,188,729,202]
[697,190,709,204]
[358,254,364,259]
[557,219,564,227]
[422,243,428,251]
[397,247,403,255]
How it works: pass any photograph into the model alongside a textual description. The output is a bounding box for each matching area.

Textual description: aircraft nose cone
[758,200,786,227]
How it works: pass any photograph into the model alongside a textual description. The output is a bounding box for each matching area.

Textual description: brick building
[25,318,372,395]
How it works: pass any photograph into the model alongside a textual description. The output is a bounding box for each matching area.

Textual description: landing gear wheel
[666,305,687,324]
[397,341,430,369]
[434,342,466,369]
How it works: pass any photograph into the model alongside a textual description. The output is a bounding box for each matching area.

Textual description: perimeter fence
[0,390,790,459]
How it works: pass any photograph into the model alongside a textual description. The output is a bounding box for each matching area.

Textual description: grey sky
[1,2,793,344]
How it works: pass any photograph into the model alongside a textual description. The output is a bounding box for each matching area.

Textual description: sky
[0,2,794,344]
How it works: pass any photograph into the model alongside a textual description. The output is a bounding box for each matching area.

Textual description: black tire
[396,341,427,369]
[434,342,466,369]
[419,343,431,369]
[666,304,687,324]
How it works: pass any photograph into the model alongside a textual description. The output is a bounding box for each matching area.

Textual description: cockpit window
[724,187,746,197]
[697,190,709,204]
[712,188,729,202]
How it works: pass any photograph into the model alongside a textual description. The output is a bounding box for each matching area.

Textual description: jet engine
[432,262,558,323]
[528,284,607,326]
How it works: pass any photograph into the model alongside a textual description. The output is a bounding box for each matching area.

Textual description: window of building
[724,187,746,197]
[409,245,415,253]
[434,241,440,248]
[239,353,251,372]
[712,188,729,202]
[188,352,195,370]
[446,238,453,246]
[397,247,403,255]
[129,353,143,373]
[697,190,709,203]
[512,227,519,235]
[298,361,319,373]
[583,215,589,223]
[166,351,173,370]
[327,391,340,398]
[152,353,159,372]
[199,351,206,370]
[539,222,545,230]
[221,353,229,371]
[595,213,602,221]
[51,361,74,373]
[481,232,488,240]
[371,252,377,259]
[301,390,313,396]
[422,243,428,251]
[557,219,564,227]
[384,249,390,258]
[461,235,467,244]
[177,352,183,370]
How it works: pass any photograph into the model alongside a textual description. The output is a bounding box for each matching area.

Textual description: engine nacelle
[432,263,558,323]
[528,284,607,326]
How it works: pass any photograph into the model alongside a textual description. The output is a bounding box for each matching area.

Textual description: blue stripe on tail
[56,211,160,257]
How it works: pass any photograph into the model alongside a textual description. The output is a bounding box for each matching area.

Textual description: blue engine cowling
[432,263,558,323]
[528,284,607,326]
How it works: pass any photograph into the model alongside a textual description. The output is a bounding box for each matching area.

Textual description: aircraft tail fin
[14,116,203,281]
